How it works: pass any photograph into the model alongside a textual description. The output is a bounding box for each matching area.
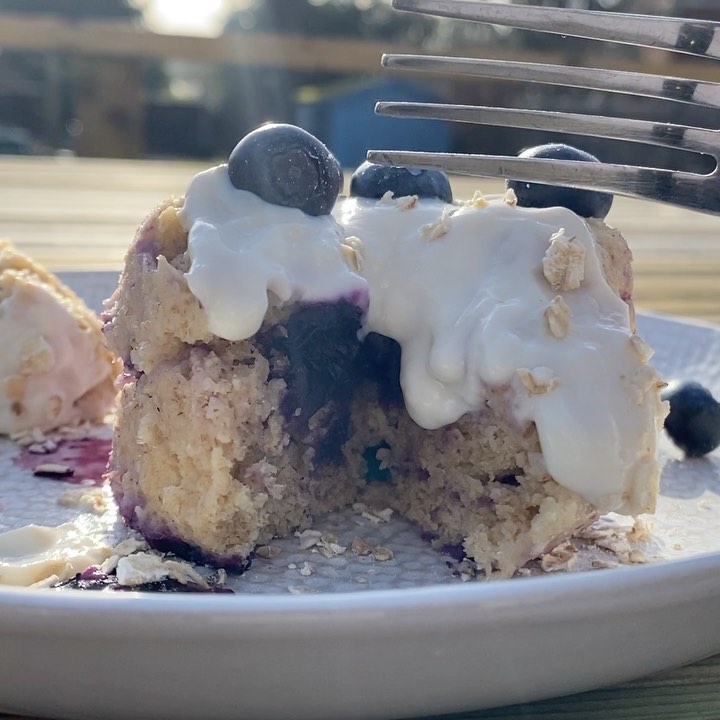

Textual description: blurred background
[0,0,718,171]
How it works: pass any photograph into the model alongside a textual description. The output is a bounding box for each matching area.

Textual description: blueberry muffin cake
[103,124,666,576]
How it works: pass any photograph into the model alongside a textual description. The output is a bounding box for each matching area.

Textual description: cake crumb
[503,187,518,206]
[544,296,571,339]
[517,367,559,395]
[342,235,365,272]
[298,561,314,576]
[255,544,282,559]
[591,558,619,570]
[421,209,453,241]
[115,552,208,588]
[627,517,653,542]
[30,574,61,589]
[449,559,480,581]
[57,486,109,515]
[296,529,323,550]
[577,519,652,566]
[540,542,579,573]
[340,242,364,273]
[470,191,488,209]
[372,546,394,562]
[100,536,156,574]
[27,438,59,454]
[542,229,585,291]
[629,333,654,363]
[287,585,321,595]
[378,190,421,208]
[354,503,394,524]
[316,534,347,558]
[396,195,418,210]
[33,463,74,478]
[351,536,374,556]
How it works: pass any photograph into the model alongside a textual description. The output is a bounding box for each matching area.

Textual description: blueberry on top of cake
[103,124,666,576]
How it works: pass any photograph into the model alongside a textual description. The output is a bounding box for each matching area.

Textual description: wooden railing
[0,12,718,78]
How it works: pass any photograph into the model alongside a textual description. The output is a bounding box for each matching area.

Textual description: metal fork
[366,0,720,215]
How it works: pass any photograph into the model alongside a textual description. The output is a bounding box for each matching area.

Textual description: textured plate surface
[0,272,719,720]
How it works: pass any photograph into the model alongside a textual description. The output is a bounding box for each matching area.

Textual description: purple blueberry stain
[57,565,235,593]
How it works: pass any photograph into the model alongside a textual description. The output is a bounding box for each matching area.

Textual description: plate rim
[1,549,719,627]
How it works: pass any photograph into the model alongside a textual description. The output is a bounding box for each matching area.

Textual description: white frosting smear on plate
[0,516,111,586]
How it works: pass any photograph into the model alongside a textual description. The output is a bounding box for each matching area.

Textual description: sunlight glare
[145,0,227,36]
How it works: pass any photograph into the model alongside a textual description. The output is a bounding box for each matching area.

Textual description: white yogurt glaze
[180,174,665,516]
[0,517,111,586]
[0,273,113,434]
[179,166,367,341]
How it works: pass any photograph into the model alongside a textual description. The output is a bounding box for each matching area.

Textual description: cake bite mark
[542,229,586,291]
[544,295,572,339]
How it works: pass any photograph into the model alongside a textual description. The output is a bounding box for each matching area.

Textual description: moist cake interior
[107,203,597,577]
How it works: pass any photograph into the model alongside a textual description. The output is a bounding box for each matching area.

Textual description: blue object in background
[297,78,453,168]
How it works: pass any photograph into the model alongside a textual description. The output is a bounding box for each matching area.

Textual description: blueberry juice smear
[15,436,112,485]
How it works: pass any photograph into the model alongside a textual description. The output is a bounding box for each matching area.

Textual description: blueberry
[350,161,452,202]
[228,123,342,216]
[358,332,404,406]
[661,380,720,457]
[507,143,613,219]
[272,300,364,464]
[363,442,392,483]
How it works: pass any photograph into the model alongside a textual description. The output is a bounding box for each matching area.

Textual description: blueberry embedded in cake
[103,124,667,576]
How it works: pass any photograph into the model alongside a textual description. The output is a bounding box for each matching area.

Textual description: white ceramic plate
[0,273,719,720]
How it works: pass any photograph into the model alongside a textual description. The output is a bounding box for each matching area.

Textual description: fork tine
[381,54,720,110]
[374,102,719,156]
[392,0,720,60]
[364,150,714,213]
